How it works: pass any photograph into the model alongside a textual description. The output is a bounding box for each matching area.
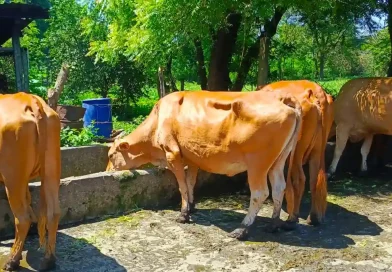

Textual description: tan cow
[257,80,334,230]
[107,90,302,239]
[328,77,392,178]
[0,92,61,271]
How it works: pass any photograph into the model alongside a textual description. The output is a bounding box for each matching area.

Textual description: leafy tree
[362,27,390,76]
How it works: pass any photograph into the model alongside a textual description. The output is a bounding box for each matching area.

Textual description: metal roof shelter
[0,2,49,92]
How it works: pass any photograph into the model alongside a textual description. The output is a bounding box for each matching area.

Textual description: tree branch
[47,63,70,110]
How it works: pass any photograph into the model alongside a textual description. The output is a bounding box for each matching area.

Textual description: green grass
[316,77,351,97]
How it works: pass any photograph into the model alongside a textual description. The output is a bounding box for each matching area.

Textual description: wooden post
[47,63,70,111]
[21,48,29,91]
[12,20,24,92]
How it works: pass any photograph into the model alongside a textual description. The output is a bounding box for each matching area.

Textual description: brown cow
[257,80,334,229]
[327,77,392,178]
[107,90,302,239]
[0,93,61,271]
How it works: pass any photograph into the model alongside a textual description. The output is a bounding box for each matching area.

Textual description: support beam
[12,20,25,92]
[21,47,29,91]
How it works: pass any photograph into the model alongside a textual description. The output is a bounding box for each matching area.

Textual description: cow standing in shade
[107,90,302,239]
[257,80,334,229]
[0,93,61,271]
[328,77,392,178]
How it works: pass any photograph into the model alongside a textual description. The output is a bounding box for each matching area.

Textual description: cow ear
[306,89,313,99]
[118,141,130,151]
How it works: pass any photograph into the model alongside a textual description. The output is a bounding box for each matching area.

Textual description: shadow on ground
[0,232,126,272]
[189,199,383,250]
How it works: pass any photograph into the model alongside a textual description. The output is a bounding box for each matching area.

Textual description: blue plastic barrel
[82,98,113,138]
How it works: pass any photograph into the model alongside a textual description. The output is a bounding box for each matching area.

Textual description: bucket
[82,98,113,138]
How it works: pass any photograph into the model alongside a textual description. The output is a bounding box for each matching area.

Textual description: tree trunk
[166,57,178,92]
[47,63,70,111]
[314,57,319,79]
[231,41,259,91]
[207,12,242,91]
[319,53,326,80]
[256,6,286,86]
[387,0,392,76]
[257,36,270,86]
[180,79,185,91]
[157,66,166,98]
[194,39,208,90]
[278,57,282,79]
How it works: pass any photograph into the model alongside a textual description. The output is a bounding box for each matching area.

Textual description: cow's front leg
[166,151,190,223]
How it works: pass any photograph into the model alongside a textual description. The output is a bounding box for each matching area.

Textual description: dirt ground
[1,170,392,272]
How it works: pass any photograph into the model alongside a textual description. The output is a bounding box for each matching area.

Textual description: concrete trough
[0,144,245,239]
[0,139,382,240]
[60,145,110,179]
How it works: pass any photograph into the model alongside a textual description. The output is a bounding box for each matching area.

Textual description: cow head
[107,138,149,171]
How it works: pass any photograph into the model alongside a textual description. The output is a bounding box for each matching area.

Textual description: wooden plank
[0,3,49,19]
[12,20,24,92]
[0,47,13,56]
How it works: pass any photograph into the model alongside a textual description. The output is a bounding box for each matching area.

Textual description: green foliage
[317,78,352,97]
[113,115,147,134]
[362,27,390,76]
[60,125,99,147]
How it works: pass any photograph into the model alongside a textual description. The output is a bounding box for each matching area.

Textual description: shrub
[113,115,147,134]
[60,124,100,147]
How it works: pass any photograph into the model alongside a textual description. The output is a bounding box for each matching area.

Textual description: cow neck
[124,118,157,155]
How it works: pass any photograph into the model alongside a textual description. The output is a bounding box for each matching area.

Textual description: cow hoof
[228,226,249,240]
[306,213,322,226]
[175,213,190,224]
[38,255,56,272]
[3,259,20,271]
[326,172,335,181]
[281,220,297,231]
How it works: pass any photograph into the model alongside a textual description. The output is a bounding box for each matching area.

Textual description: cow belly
[189,156,247,177]
[218,162,247,177]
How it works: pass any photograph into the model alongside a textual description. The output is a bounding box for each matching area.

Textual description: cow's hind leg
[282,162,305,231]
[228,162,269,240]
[327,125,350,180]
[185,164,199,214]
[307,147,327,226]
[265,158,287,233]
[26,188,37,223]
[359,135,373,177]
[38,117,61,272]
[3,182,31,271]
[39,178,61,271]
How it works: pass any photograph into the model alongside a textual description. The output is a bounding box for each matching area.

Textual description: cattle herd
[0,77,390,271]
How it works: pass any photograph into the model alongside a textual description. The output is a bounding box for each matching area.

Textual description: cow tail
[313,94,331,222]
[273,96,302,218]
[35,98,48,250]
[286,98,302,197]
[302,90,322,163]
